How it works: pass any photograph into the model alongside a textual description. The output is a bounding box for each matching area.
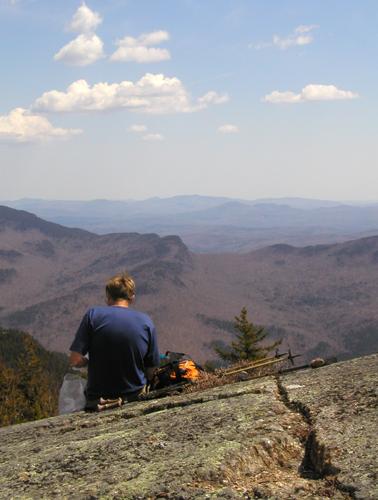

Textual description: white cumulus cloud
[68,3,102,33]
[263,84,359,103]
[218,124,239,134]
[197,91,229,107]
[0,108,82,143]
[143,133,164,141]
[129,124,147,133]
[273,25,318,50]
[295,24,318,34]
[32,74,228,115]
[252,25,318,50]
[54,4,104,66]
[54,33,104,66]
[111,30,171,63]
[137,31,170,46]
[128,125,164,140]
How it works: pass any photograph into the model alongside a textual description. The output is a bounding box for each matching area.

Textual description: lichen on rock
[0,354,377,499]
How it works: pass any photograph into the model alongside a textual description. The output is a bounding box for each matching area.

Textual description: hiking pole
[287,347,302,365]
[223,351,290,376]
[224,355,290,377]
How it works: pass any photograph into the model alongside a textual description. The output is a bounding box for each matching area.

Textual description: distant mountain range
[0,205,377,363]
[4,196,378,253]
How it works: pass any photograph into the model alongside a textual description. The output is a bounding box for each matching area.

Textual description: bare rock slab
[281,353,378,499]
[0,354,377,499]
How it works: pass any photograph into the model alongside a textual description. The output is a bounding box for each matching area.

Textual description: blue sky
[0,0,377,200]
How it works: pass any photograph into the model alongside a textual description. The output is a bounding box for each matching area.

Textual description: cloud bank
[0,108,82,143]
[263,84,359,103]
[33,74,229,114]
[111,30,170,63]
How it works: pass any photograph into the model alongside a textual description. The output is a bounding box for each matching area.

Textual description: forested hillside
[1,206,378,363]
[0,328,69,426]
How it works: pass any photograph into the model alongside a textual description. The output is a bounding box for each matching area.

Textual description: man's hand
[69,351,88,368]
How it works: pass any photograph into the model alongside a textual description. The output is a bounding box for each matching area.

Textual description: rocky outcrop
[0,354,377,499]
[279,354,377,498]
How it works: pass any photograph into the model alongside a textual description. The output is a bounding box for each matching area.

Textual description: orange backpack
[153,352,203,389]
[169,359,201,382]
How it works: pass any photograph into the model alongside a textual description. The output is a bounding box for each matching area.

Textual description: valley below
[0,205,378,363]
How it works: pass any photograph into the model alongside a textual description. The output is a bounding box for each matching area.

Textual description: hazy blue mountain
[251,197,345,210]
[3,196,378,253]
[4,195,233,218]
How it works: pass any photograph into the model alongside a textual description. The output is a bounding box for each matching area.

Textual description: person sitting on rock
[69,271,159,410]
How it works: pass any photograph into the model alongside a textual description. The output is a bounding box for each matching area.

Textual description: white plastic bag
[58,372,87,415]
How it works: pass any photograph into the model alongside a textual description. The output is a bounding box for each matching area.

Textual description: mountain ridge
[3,196,378,253]
[0,206,377,362]
[0,205,92,239]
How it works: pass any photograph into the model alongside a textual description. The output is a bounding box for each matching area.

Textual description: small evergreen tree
[214,307,280,363]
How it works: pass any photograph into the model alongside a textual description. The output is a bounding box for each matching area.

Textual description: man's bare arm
[70,351,88,368]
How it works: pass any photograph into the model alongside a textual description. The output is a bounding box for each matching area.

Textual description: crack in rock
[1,356,376,499]
[275,374,356,498]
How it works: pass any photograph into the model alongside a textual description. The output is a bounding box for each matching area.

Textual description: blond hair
[106,272,136,302]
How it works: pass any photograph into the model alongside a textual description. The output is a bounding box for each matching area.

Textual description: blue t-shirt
[70,306,159,399]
